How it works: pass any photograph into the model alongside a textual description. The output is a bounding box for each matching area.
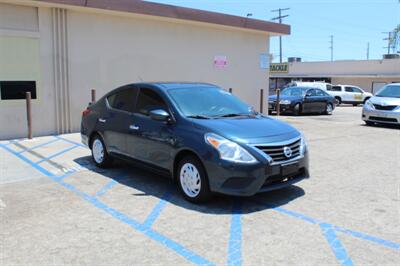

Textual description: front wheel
[293,103,301,116]
[91,135,113,168]
[325,103,334,115]
[177,156,212,203]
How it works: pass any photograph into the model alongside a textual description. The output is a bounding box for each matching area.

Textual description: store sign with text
[270,63,289,73]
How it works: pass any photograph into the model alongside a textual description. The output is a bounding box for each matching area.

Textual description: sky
[147,0,400,62]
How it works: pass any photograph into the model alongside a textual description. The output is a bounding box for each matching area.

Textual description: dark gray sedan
[81,83,309,202]
[269,86,336,115]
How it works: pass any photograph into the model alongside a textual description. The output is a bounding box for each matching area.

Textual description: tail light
[82,108,91,117]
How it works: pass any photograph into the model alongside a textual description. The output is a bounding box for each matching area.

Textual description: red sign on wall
[214,55,228,69]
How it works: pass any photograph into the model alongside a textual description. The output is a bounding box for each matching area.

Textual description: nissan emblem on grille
[283,146,292,158]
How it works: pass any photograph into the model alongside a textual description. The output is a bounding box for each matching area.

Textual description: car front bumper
[268,102,294,114]
[204,151,310,196]
[362,108,400,125]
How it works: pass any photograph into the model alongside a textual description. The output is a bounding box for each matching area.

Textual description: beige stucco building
[270,59,400,93]
[0,0,289,140]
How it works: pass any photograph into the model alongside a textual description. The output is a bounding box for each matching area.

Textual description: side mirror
[149,109,170,122]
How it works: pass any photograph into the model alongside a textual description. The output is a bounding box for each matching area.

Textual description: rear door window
[135,88,168,116]
[345,87,354,92]
[331,86,342,91]
[307,89,317,96]
[316,89,328,96]
[107,87,137,113]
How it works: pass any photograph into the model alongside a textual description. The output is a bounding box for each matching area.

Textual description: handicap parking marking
[227,199,243,266]
[17,138,61,154]
[320,223,354,266]
[36,145,80,164]
[54,135,87,148]
[142,190,174,229]
[94,180,119,197]
[1,139,215,266]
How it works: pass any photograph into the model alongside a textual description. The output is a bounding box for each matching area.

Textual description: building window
[0,81,37,100]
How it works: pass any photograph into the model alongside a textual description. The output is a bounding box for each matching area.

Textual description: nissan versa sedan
[81,83,309,202]
[268,86,336,115]
[362,83,400,126]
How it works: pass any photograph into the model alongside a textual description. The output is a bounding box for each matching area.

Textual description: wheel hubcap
[92,139,104,164]
[327,104,333,113]
[180,163,201,198]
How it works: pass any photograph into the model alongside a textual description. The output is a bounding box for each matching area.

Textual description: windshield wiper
[215,113,256,118]
[187,115,211,119]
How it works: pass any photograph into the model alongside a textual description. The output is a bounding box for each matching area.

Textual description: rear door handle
[129,125,139,130]
[99,118,106,123]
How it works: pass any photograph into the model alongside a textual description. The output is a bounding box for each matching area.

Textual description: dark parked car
[81,83,309,202]
[268,86,336,115]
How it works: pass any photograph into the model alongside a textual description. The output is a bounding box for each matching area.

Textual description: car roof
[130,82,218,90]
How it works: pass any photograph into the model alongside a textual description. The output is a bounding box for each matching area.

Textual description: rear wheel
[177,156,212,203]
[335,97,341,106]
[91,134,113,168]
[325,103,334,115]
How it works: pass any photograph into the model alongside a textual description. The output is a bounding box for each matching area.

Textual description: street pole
[329,35,334,61]
[271,8,290,63]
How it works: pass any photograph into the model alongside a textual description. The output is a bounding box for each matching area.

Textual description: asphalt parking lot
[0,106,399,265]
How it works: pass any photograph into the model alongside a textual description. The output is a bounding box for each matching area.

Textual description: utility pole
[271,8,290,63]
[383,32,392,54]
[329,35,334,61]
[367,42,370,60]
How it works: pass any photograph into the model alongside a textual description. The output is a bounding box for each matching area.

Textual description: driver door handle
[129,125,139,130]
[99,118,106,123]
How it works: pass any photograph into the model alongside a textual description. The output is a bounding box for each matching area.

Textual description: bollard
[91,88,96,104]
[26,92,32,139]
[229,88,232,93]
[276,89,280,116]
[259,89,264,114]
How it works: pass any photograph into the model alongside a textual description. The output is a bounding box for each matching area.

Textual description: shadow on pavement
[74,156,305,215]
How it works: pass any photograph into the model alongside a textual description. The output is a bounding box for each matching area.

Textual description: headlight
[365,100,375,110]
[300,133,307,155]
[205,133,257,164]
[280,100,291,105]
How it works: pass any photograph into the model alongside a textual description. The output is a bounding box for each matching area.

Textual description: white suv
[327,85,372,106]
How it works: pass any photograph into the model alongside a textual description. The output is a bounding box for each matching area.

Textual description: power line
[271,8,290,63]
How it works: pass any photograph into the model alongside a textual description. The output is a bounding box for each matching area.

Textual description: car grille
[369,116,398,123]
[255,139,301,163]
[373,104,397,111]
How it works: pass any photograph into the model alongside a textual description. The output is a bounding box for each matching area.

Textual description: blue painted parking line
[143,190,173,229]
[1,141,214,266]
[333,225,400,250]
[54,136,86,148]
[0,143,54,177]
[36,145,79,164]
[320,223,354,266]
[227,199,242,266]
[18,138,60,154]
[94,180,118,197]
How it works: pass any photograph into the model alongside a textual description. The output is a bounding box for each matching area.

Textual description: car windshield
[168,86,254,118]
[281,87,308,96]
[375,85,400,98]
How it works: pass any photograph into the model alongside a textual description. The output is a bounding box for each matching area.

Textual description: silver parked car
[362,83,400,126]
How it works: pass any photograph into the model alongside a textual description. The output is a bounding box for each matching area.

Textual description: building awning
[32,0,290,35]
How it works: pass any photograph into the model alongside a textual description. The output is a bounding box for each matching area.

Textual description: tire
[363,97,370,104]
[293,103,301,116]
[325,103,334,115]
[91,134,113,168]
[335,97,341,106]
[177,155,212,203]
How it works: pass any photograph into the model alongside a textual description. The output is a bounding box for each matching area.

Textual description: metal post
[276,89,280,117]
[259,89,264,114]
[91,88,96,104]
[26,92,32,139]
[229,88,233,93]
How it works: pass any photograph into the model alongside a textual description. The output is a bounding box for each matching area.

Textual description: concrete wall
[0,2,270,139]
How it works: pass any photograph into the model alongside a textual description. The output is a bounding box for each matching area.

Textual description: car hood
[192,116,300,144]
[369,96,400,106]
[269,95,303,102]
